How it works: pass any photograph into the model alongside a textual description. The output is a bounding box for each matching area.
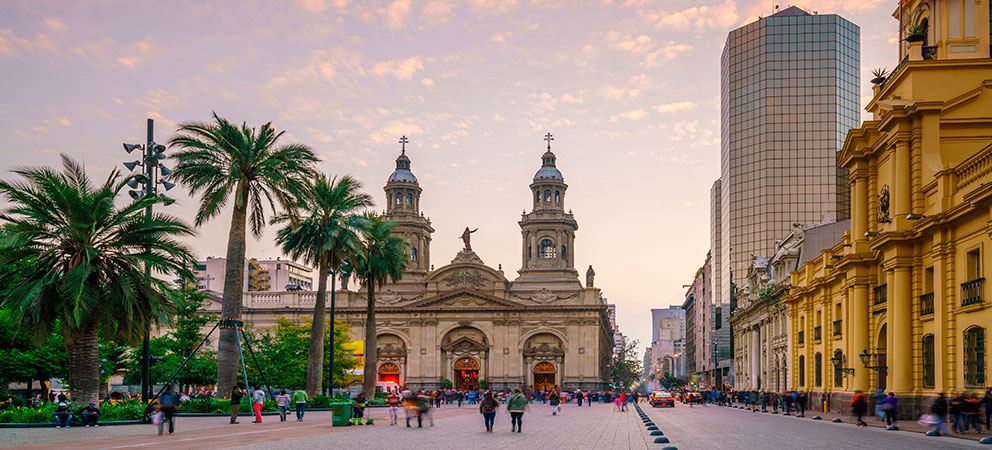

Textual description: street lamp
[858,349,887,372]
[831,353,855,376]
[122,118,175,406]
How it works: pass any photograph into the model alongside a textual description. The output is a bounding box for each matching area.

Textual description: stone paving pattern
[2,400,986,449]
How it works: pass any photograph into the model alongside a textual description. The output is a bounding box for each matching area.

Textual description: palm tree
[349,213,407,398]
[0,155,196,403]
[169,113,318,394]
[272,174,372,396]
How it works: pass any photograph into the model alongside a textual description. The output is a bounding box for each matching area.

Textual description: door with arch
[453,357,480,390]
[876,324,887,390]
[532,362,557,391]
[378,362,401,385]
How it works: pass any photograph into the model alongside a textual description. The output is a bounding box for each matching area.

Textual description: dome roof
[533,149,564,182]
[533,166,563,181]
[388,168,418,183]
[387,151,418,184]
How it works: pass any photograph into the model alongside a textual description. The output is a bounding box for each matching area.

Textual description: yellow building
[784,0,992,416]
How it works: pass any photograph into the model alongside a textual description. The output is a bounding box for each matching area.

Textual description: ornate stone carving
[450,249,485,265]
[515,288,577,304]
[378,343,408,359]
[443,269,487,289]
[878,185,891,223]
[523,342,566,358]
[376,288,421,305]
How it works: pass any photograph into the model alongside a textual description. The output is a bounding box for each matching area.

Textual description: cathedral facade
[221,138,613,391]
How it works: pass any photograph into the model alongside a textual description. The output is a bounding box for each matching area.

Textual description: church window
[814,352,822,387]
[561,245,567,260]
[964,326,986,387]
[922,334,935,388]
[528,246,532,259]
[544,190,551,202]
[395,193,402,205]
[798,355,805,386]
[410,247,418,262]
[540,239,556,259]
[555,191,560,203]
[535,191,540,203]
[407,193,414,205]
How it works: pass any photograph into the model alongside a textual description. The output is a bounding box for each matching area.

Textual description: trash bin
[330,401,353,427]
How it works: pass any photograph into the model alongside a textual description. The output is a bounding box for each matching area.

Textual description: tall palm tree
[272,174,372,396]
[169,113,318,394]
[0,155,195,403]
[349,213,407,397]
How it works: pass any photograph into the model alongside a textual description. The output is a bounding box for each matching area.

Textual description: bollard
[886,425,899,431]
[650,430,664,436]
[811,416,821,420]
[925,430,940,437]
[647,425,658,431]
[831,418,842,423]
[661,447,678,450]
[978,436,992,444]
[653,437,670,444]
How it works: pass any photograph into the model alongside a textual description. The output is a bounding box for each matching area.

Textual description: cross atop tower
[399,135,409,154]
[544,132,554,150]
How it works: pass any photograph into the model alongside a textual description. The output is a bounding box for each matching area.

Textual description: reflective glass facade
[719,10,859,307]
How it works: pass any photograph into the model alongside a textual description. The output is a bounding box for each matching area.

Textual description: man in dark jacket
[230,386,243,424]
[81,402,100,427]
[931,393,948,435]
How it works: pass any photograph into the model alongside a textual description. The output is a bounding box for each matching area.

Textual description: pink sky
[0,0,901,351]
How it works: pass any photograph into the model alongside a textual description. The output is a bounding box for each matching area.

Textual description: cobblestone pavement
[642,402,986,449]
[0,402,652,450]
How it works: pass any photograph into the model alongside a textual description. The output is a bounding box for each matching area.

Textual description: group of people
[925,390,991,436]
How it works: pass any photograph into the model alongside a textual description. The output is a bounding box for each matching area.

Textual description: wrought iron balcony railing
[920,292,934,315]
[873,284,888,305]
[961,278,984,306]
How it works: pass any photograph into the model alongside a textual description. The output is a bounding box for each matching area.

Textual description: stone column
[849,285,869,392]
[852,170,869,239]
[894,139,912,218]
[751,326,760,389]
[891,266,913,394]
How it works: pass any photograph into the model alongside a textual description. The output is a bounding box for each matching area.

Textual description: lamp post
[122,118,176,404]
[858,349,887,372]
[831,353,855,376]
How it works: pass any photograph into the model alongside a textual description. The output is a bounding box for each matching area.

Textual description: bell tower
[384,135,433,279]
[516,133,579,284]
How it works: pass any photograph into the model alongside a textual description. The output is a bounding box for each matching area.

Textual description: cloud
[612,33,653,54]
[560,94,582,104]
[471,0,517,15]
[42,18,65,32]
[656,101,697,113]
[421,0,454,25]
[420,78,435,88]
[599,85,641,101]
[610,108,648,122]
[299,0,348,13]
[116,56,139,68]
[491,33,508,44]
[135,88,189,110]
[371,56,424,80]
[649,0,739,31]
[382,0,412,30]
[644,42,691,66]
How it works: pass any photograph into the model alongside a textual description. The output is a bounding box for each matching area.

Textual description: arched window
[395,193,402,205]
[922,334,935,388]
[814,352,822,386]
[561,245,567,260]
[540,239,555,259]
[964,326,986,387]
[410,247,418,262]
[798,355,805,386]
[555,191,560,203]
[407,193,414,205]
[534,191,540,203]
[528,246,532,259]
[833,350,844,387]
[544,189,551,202]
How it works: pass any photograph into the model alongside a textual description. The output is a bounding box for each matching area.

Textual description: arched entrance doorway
[533,362,557,391]
[378,362,401,385]
[453,357,480,390]
[876,324,887,390]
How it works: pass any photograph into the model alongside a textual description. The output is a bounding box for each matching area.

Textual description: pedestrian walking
[251,386,265,423]
[549,389,561,416]
[881,392,898,426]
[929,393,948,436]
[983,389,992,432]
[351,393,367,425]
[950,392,965,433]
[871,388,886,422]
[158,385,179,435]
[275,390,290,422]
[798,391,808,417]
[480,391,499,432]
[292,388,308,422]
[229,386,243,424]
[851,390,868,427]
[387,390,401,425]
[507,388,528,433]
[963,391,982,433]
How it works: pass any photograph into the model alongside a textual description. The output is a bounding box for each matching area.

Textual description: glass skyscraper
[717,6,859,309]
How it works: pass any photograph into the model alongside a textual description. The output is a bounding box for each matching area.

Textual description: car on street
[650,391,675,408]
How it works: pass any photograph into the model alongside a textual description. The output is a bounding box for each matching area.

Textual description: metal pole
[150,321,221,403]
[239,325,275,397]
[327,269,336,396]
[234,325,251,392]
[141,118,154,404]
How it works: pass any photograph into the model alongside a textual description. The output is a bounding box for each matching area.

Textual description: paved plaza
[1,401,986,449]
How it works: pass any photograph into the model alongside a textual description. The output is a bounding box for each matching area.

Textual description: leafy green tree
[246,318,358,390]
[0,156,196,403]
[273,174,371,396]
[347,213,407,397]
[124,288,217,391]
[0,308,67,399]
[610,339,642,390]
[169,114,318,395]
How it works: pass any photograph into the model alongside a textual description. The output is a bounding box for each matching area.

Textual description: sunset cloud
[656,101,697,113]
[371,56,424,80]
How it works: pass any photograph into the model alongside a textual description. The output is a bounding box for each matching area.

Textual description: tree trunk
[327,269,337,394]
[362,274,377,398]
[216,184,249,397]
[25,379,32,402]
[306,255,329,397]
[67,325,101,404]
